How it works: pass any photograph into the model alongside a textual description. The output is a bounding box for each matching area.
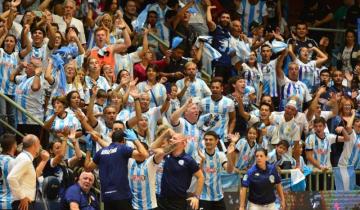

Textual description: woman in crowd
[136,64,167,109]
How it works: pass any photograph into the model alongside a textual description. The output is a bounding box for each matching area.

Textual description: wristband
[193,195,200,199]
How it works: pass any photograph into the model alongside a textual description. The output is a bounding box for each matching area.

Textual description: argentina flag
[333,166,356,191]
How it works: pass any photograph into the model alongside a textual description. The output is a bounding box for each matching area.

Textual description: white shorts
[248,202,276,210]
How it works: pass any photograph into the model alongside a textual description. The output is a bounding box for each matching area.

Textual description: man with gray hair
[53,0,86,45]
[7,134,48,210]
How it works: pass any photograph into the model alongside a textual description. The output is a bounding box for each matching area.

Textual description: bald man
[151,130,204,210]
[61,171,99,210]
[8,135,41,210]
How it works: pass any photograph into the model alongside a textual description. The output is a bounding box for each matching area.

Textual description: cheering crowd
[0,0,360,209]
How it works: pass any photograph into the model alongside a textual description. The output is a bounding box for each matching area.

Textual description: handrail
[0,92,86,157]
[0,118,24,138]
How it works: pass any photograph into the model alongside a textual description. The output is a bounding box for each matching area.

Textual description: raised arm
[35,150,50,178]
[306,86,326,121]
[170,98,192,125]
[235,95,250,120]
[19,25,32,59]
[125,129,149,161]
[206,6,217,32]
[288,43,297,61]
[46,18,56,49]
[126,87,142,128]
[177,78,190,101]
[275,48,288,80]
[112,26,131,53]
[31,64,43,92]
[160,95,170,114]
[173,0,195,29]
[312,47,328,67]
[86,87,99,127]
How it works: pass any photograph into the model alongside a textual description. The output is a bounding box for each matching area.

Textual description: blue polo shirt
[93,143,133,201]
[242,162,281,205]
[61,183,98,210]
[160,152,199,198]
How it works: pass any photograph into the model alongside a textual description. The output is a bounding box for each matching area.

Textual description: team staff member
[7,135,43,210]
[239,148,285,210]
[151,130,204,210]
[84,129,148,210]
[61,171,99,210]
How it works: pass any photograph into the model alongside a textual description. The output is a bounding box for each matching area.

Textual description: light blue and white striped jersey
[14,75,45,124]
[94,118,112,151]
[131,107,162,142]
[93,103,105,117]
[235,138,256,170]
[271,114,301,151]
[200,150,227,201]
[120,88,135,113]
[24,43,50,67]
[85,76,110,92]
[114,52,141,78]
[116,108,131,122]
[278,76,312,111]
[296,59,317,90]
[128,156,158,210]
[305,133,336,169]
[173,118,202,158]
[155,160,164,195]
[0,49,19,95]
[137,82,167,108]
[339,132,360,169]
[164,98,180,124]
[45,111,82,158]
[176,78,211,105]
[268,149,295,168]
[257,59,278,97]
[347,133,360,169]
[238,0,268,35]
[241,63,263,96]
[200,96,235,142]
[0,154,14,210]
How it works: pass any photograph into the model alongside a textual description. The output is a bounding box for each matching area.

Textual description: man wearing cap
[271,99,302,157]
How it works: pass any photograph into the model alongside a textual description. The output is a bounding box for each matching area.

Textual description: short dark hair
[113,120,124,126]
[255,147,267,156]
[31,26,46,36]
[313,117,326,125]
[112,130,125,143]
[0,133,16,153]
[277,140,290,149]
[204,131,219,139]
[296,21,308,28]
[96,89,108,98]
[320,69,330,76]
[165,9,177,20]
[260,102,272,110]
[210,77,223,86]
[261,44,272,51]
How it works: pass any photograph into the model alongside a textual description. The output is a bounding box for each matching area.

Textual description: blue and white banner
[221,172,241,192]
[333,166,356,191]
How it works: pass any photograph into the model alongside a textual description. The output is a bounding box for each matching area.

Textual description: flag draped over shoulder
[333,166,357,191]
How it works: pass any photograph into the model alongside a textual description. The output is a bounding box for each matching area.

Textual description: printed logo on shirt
[178,159,184,166]
[243,174,248,181]
[316,148,328,155]
[100,148,118,155]
[269,175,275,183]
[131,175,146,182]
[242,155,249,161]
[255,173,260,176]
[204,167,217,174]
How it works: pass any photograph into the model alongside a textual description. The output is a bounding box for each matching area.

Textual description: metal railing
[235,169,360,192]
